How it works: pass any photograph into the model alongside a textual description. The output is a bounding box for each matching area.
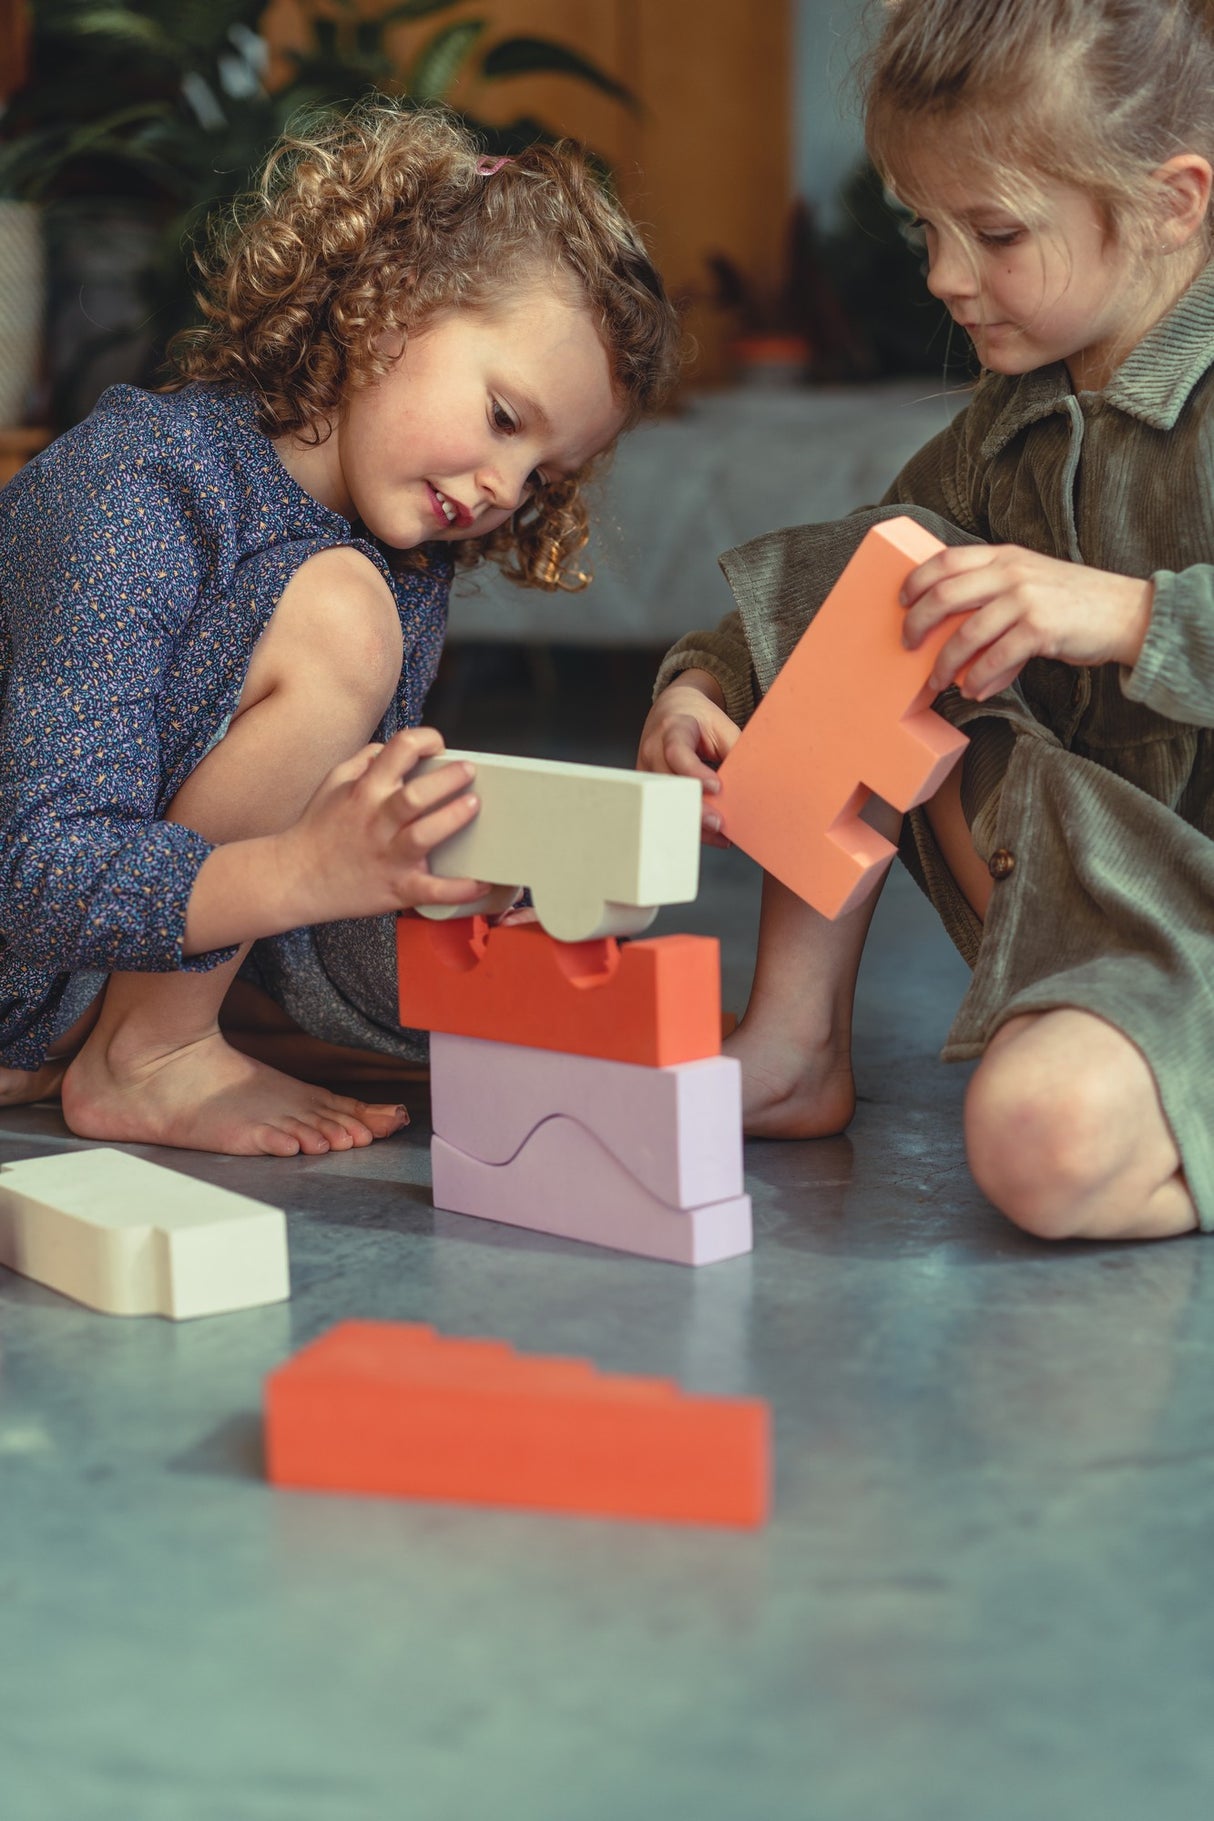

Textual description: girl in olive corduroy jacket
[641,0,1214,1243]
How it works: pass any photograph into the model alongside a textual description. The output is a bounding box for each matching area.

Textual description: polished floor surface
[3,653,1213,1821]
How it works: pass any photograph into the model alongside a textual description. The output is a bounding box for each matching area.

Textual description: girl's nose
[479,457,531,515]
[925,232,976,304]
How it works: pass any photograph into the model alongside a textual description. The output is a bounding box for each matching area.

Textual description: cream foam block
[0,1147,290,1319]
[414,749,702,942]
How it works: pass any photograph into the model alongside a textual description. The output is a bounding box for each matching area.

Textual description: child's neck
[1067,250,1209,393]
[272,425,353,521]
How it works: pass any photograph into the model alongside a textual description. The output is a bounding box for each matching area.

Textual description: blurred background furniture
[449,380,968,645]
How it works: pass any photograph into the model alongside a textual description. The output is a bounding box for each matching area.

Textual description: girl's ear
[1154,153,1214,250]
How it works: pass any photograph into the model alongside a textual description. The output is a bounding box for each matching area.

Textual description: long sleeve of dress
[0,422,233,975]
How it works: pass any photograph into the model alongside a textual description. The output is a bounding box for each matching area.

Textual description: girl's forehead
[894,129,1009,216]
[897,148,1057,228]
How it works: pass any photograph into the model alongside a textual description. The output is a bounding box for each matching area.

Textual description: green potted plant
[705,196,879,385]
[0,0,637,429]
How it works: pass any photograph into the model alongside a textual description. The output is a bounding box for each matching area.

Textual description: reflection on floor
[2,647,1212,1821]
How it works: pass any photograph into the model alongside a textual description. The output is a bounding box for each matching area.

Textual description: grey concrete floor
[3,651,1214,1821]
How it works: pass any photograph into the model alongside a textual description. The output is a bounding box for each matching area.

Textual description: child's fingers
[660,723,725,786]
[370,724,449,784]
[393,787,480,857]
[409,871,491,907]
[929,605,1028,695]
[953,625,1040,701]
[327,741,386,786]
[396,759,476,820]
[900,543,1007,611]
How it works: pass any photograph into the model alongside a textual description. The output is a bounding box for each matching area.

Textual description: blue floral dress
[0,382,451,1068]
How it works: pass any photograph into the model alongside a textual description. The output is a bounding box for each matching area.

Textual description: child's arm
[178,727,484,955]
[899,544,1155,701]
[0,406,479,980]
[636,669,740,842]
[640,611,757,840]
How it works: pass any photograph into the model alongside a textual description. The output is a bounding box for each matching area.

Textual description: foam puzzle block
[397,915,721,1065]
[265,1319,770,1527]
[414,749,702,941]
[430,1120,753,1266]
[716,516,971,918]
[0,1147,289,1319]
[430,1033,743,1209]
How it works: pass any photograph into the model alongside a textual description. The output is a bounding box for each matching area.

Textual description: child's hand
[637,674,741,847]
[278,727,487,926]
[900,544,1155,702]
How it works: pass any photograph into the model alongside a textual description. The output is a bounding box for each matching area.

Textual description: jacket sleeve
[651,612,759,725]
[1121,567,1214,727]
[0,432,235,974]
[650,396,984,719]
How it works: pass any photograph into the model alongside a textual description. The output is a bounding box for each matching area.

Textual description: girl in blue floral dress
[0,104,679,1157]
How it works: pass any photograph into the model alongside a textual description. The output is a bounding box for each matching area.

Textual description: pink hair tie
[475,154,512,177]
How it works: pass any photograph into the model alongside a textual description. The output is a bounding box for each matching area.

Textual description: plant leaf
[406,19,486,101]
[480,37,636,110]
[45,7,177,54]
[377,0,468,22]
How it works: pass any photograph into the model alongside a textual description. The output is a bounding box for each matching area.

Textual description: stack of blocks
[394,520,972,1266]
[397,916,753,1265]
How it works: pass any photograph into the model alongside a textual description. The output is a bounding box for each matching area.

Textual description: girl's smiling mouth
[428,484,473,529]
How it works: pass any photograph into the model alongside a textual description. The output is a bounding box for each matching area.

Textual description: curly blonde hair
[166,103,682,590]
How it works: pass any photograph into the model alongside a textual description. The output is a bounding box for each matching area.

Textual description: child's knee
[257,547,403,719]
[964,1046,1114,1241]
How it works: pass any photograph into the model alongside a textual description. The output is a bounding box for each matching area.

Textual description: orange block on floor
[716,516,971,919]
[396,915,720,1065]
[265,1320,770,1529]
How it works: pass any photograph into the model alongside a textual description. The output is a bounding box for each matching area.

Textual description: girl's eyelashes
[977,227,1024,249]
[490,397,547,491]
[908,214,1023,249]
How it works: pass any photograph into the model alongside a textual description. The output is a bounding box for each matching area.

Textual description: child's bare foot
[725,1021,856,1140]
[60,1027,408,1157]
[0,1059,70,1107]
[219,978,425,1087]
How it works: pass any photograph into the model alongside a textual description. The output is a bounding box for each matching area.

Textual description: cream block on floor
[414,749,701,941]
[0,1148,290,1319]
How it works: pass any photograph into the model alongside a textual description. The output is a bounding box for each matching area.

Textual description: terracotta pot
[0,199,44,426]
[728,333,812,386]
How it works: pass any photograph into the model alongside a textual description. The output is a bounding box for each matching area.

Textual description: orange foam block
[396,914,720,1064]
[716,516,971,919]
[265,1320,771,1528]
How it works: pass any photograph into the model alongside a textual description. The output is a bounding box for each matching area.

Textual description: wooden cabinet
[262,0,792,382]
[0,0,29,105]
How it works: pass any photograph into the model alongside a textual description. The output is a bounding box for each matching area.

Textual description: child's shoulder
[4,383,269,533]
[1,383,267,558]
[52,381,252,472]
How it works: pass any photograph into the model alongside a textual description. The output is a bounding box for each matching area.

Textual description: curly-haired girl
[0,102,680,1157]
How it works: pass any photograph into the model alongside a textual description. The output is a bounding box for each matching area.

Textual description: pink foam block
[716,516,970,919]
[431,1120,753,1266]
[430,1033,743,1210]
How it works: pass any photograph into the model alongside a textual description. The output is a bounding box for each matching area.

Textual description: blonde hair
[166,103,682,591]
[863,0,1214,249]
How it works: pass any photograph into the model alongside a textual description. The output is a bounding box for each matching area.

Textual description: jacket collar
[978,256,1214,461]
